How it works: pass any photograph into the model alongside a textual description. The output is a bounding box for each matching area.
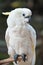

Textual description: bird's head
[2,8,32,27]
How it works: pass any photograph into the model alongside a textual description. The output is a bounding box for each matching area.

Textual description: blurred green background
[0,0,43,65]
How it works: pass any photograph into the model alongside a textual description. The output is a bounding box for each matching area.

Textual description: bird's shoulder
[26,23,36,35]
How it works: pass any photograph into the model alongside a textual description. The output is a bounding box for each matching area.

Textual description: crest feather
[2,12,10,15]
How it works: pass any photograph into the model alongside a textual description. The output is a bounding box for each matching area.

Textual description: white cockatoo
[3,8,36,65]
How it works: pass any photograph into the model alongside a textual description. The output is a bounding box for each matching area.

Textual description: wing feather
[26,24,36,48]
[5,28,10,48]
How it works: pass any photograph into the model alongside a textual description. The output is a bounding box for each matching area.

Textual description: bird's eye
[23,14,25,16]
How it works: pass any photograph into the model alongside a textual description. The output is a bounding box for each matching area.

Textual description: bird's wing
[26,24,36,48]
[5,28,10,48]
[30,26,36,48]
[25,24,36,65]
[32,30,36,48]
[5,28,16,57]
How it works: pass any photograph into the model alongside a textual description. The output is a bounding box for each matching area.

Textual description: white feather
[5,8,36,65]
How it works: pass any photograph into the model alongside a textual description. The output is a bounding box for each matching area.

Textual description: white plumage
[5,8,36,65]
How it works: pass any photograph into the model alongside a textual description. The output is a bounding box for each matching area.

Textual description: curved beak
[2,12,10,15]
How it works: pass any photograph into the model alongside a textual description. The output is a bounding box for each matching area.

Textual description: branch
[0,57,22,64]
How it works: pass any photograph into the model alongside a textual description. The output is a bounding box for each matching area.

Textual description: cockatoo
[3,8,36,65]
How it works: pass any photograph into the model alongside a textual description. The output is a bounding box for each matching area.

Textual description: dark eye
[23,14,25,16]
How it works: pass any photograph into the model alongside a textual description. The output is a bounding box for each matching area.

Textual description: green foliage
[0,0,4,2]
[0,53,9,59]
[11,1,26,8]
[0,52,13,65]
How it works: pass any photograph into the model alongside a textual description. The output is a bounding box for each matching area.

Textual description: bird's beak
[2,12,10,15]
[25,16,31,19]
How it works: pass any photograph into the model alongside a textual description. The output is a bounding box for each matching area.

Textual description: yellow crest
[2,12,10,15]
